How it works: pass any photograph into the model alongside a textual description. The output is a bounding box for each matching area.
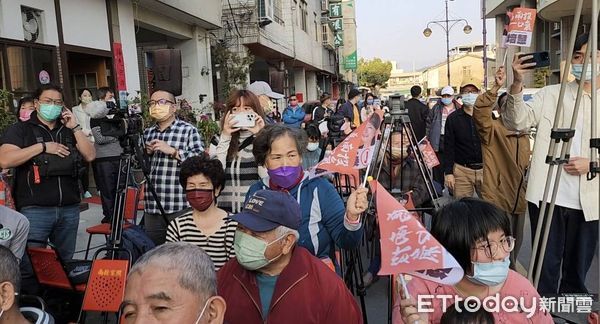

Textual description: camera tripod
[528,0,600,291]
[99,133,168,258]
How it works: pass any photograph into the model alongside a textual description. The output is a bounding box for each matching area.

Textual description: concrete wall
[117,0,140,93]
[157,0,222,28]
[60,0,110,51]
[293,67,306,102]
[306,70,317,101]
[175,27,214,107]
[0,0,59,46]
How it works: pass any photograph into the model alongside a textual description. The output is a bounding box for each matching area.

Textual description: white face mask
[307,142,319,151]
[194,297,212,324]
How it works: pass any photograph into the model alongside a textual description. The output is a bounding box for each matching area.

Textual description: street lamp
[422,0,472,85]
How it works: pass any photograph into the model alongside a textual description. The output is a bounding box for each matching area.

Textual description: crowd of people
[0,31,598,324]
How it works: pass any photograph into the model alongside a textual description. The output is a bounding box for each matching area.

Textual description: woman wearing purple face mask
[246,124,369,270]
[17,96,35,122]
[166,155,237,270]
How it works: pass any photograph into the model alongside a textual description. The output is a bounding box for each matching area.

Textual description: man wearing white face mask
[89,100,123,224]
[505,33,599,295]
[143,89,204,245]
[218,190,362,324]
[122,242,226,324]
[443,78,483,198]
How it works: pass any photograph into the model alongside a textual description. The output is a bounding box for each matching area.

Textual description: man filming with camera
[88,89,123,224]
[0,84,95,288]
[504,33,599,295]
[143,89,204,245]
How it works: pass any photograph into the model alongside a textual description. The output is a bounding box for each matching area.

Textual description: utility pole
[423,0,472,87]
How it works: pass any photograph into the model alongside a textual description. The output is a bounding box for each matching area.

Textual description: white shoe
[83,191,92,198]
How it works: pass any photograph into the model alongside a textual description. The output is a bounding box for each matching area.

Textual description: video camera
[99,104,144,140]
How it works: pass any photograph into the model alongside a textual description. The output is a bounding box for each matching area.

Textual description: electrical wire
[227,0,243,38]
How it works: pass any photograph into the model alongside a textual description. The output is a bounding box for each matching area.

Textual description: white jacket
[504,81,599,221]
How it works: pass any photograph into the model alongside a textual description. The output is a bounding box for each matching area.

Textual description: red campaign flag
[418,138,440,169]
[371,180,463,285]
[311,112,383,180]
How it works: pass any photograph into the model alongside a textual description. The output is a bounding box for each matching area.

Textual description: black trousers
[92,159,121,219]
[528,202,598,294]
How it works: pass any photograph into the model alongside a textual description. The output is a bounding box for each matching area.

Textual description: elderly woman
[395,198,553,324]
[246,124,368,269]
[122,242,226,323]
[166,155,237,270]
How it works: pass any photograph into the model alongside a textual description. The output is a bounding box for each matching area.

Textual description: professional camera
[98,109,144,139]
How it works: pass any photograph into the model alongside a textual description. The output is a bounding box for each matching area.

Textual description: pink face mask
[19,109,33,122]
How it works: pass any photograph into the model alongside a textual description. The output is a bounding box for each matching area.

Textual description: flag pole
[398,274,420,324]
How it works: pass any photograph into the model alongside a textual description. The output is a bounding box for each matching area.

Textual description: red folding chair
[27,244,86,293]
[78,258,129,323]
[85,186,142,259]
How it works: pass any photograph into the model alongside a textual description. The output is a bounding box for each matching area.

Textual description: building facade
[0,0,220,112]
[421,47,497,94]
[217,0,351,104]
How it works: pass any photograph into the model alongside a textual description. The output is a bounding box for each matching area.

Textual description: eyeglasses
[147,99,175,107]
[473,236,516,259]
[460,91,478,95]
[38,98,64,106]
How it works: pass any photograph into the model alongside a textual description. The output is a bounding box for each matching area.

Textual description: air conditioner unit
[321,0,328,12]
[258,0,274,27]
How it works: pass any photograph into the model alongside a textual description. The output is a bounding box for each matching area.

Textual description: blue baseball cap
[230,190,301,232]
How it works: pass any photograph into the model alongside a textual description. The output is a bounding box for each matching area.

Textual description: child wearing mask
[302,124,322,170]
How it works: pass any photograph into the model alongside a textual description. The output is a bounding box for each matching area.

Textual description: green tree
[212,42,254,102]
[533,67,550,88]
[357,58,392,89]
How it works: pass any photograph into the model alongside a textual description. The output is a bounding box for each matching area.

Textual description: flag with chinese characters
[506,7,536,47]
[418,138,440,169]
[312,112,383,180]
[371,180,463,285]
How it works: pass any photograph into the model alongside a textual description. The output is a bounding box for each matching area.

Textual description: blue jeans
[20,204,80,281]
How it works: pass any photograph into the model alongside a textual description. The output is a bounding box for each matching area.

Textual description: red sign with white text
[371,180,463,284]
[506,7,536,47]
[312,111,383,181]
[418,138,440,169]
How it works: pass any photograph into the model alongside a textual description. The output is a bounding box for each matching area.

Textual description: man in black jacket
[0,84,95,286]
[337,88,362,129]
[404,85,429,140]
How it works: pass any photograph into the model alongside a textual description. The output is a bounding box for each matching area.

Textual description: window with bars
[300,1,308,32]
[314,13,318,42]
[273,0,283,25]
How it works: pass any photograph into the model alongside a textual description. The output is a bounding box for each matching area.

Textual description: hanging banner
[344,51,358,70]
[113,42,127,91]
[505,7,537,47]
[371,180,463,284]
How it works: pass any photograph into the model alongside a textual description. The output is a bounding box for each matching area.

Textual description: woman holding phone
[215,90,266,213]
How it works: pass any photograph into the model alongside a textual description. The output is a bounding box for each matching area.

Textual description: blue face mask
[441,97,453,106]
[38,104,63,121]
[467,257,510,286]
[367,99,374,105]
[461,93,478,107]
[571,63,597,81]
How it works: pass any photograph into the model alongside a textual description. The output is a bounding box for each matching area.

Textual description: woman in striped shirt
[166,155,237,270]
